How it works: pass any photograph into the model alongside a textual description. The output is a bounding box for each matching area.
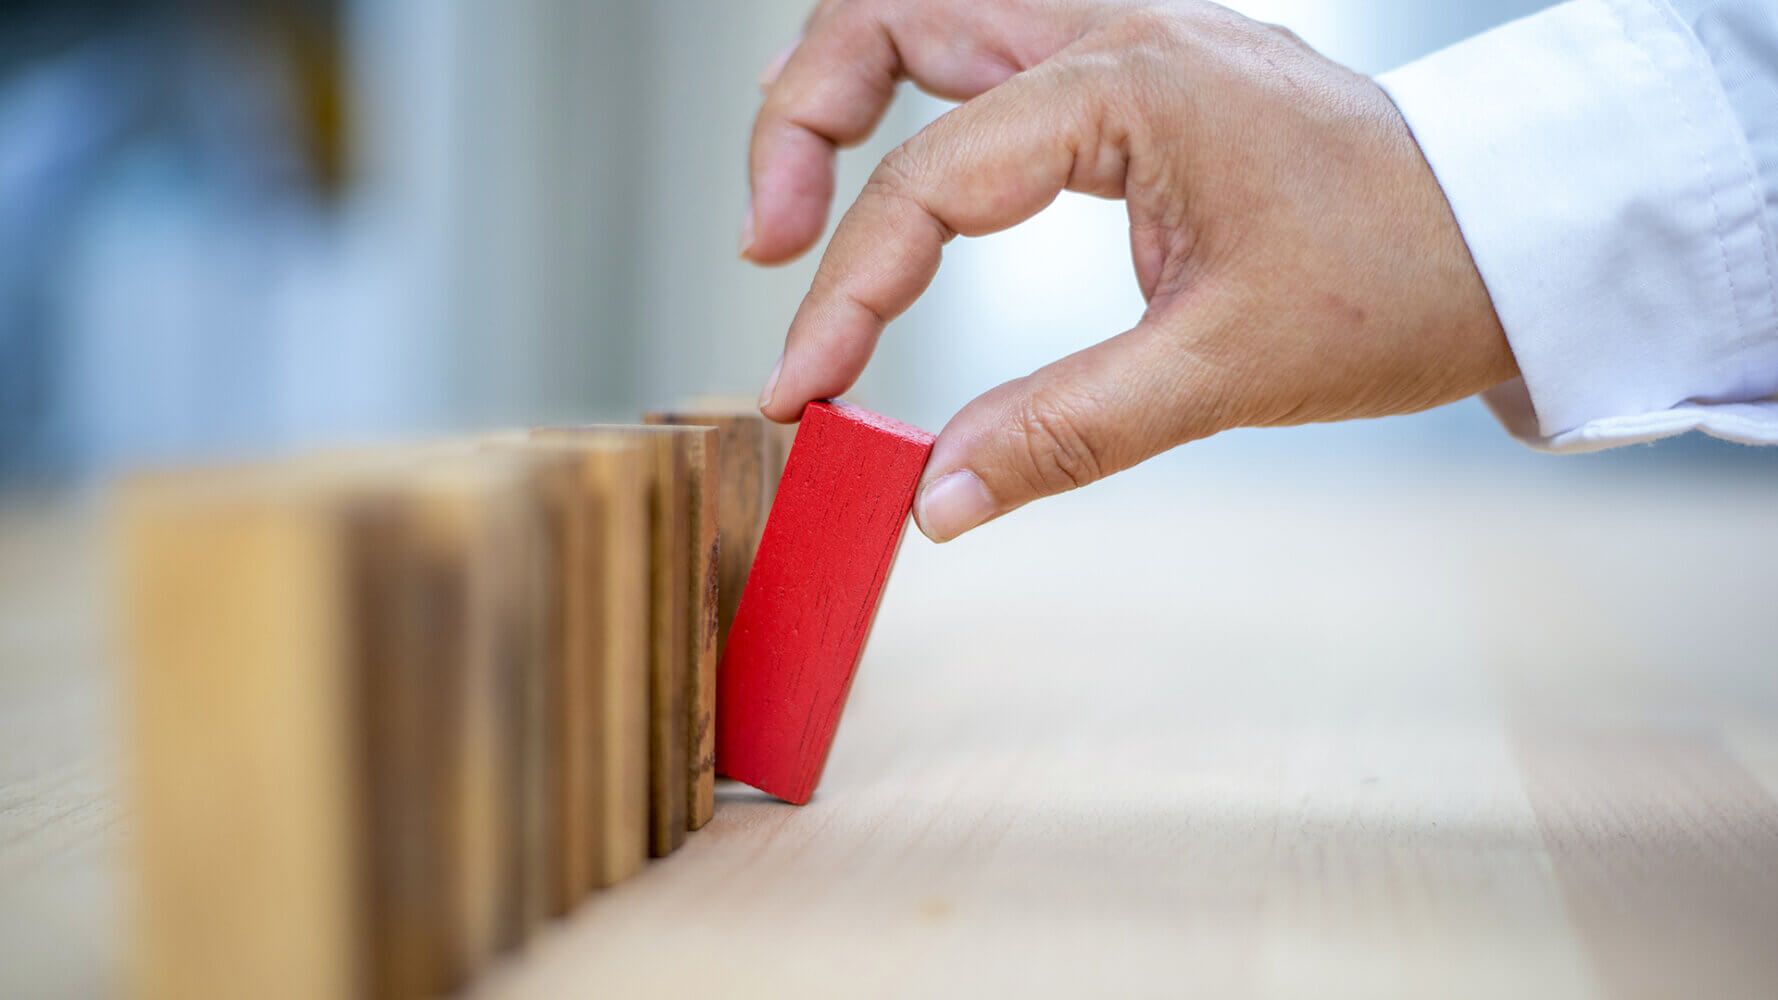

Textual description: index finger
[746,0,1094,264]
[760,66,1110,420]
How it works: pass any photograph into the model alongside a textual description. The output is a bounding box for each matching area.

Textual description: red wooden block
[715,400,934,804]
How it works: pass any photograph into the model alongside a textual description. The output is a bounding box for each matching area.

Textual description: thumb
[913,312,1234,543]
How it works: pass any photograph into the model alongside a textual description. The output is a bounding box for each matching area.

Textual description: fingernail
[738,198,756,259]
[759,38,798,90]
[915,470,996,543]
[758,353,783,411]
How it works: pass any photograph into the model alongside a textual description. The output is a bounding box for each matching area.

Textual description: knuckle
[857,140,957,244]
[1013,394,1105,495]
[1076,6,1194,116]
[1096,5,1191,52]
[1274,24,1303,45]
[808,0,851,31]
[873,142,923,194]
[1247,20,1315,63]
[759,82,799,123]
[864,145,939,222]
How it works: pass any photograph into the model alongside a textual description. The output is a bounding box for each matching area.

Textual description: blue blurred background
[0,0,1766,490]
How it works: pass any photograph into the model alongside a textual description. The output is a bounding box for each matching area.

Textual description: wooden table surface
[4,464,1777,999]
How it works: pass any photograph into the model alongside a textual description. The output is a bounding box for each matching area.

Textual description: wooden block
[643,408,770,659]
[645,433,692,852]
[680,394,795,496]
[494,435,651,897]
[451,461,547,973]
[331,436,562,936]
[483,445,584,911]
[356,456,544,997]
[474,462,555,944]
[666,428,719,832]
[119,453,538,1000]
[122,472,362,1000]
[534,426,717,848]
[715,401,934,805]
[366,465,491,994]
[759,411,796,491]
[572,442,653,880]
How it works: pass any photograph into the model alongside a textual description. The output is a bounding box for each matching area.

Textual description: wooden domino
[644,405,803,667]
[486,435,652,901]
[535,426,718,845]
[470,453,558,940]
[551,441,651,887]
[648,427,720,837]
[123,420,736,998]
[716,401,934,805]
[123,469,365,1000]
[120,453,540,1000]
[362,459,531,996]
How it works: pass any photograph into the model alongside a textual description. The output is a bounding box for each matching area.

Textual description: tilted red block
[715,400,934,804]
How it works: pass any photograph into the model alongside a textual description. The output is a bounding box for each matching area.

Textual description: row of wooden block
[118,406,791,1000]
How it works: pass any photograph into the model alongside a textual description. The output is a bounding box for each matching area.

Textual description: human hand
[746,0,1516,542]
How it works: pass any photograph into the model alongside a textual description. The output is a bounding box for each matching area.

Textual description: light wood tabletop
[4,462,1776,999]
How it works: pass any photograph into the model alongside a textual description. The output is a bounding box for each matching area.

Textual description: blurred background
[4,5,1776,997]
[0,0,1769,491]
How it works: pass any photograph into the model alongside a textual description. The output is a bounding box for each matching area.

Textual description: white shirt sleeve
[1376,0,1778,452]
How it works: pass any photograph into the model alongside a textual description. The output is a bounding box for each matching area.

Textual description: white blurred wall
[349,0,917,431]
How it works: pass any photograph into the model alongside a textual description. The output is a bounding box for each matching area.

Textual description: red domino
[715,400,934,804]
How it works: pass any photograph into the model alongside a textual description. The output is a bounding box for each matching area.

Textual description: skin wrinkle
[1018,390,1107,494]
[1127,217,1175,301]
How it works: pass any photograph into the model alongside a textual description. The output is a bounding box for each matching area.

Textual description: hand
[746,0,1516,542]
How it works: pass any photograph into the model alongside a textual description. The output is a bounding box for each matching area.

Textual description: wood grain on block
[517,433,652,889]
[346,497,436,1000]
[119,454,536,1000]
[763,417,795,494]
[677,429,721,831]
[500,436,653,900]
[470,439,570,931]
[568,442,650,882]
[533,426,715,850]
[354,458,538,998]
[377,470,472,993]
[645,433,691,853]
[642,427,719,840]
[644,409,771,661]
[678,396,794,512]
[715,401,934,805]
[420,460,539,978]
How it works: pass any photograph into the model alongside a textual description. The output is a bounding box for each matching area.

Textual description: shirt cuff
[1377,0,1778,452]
